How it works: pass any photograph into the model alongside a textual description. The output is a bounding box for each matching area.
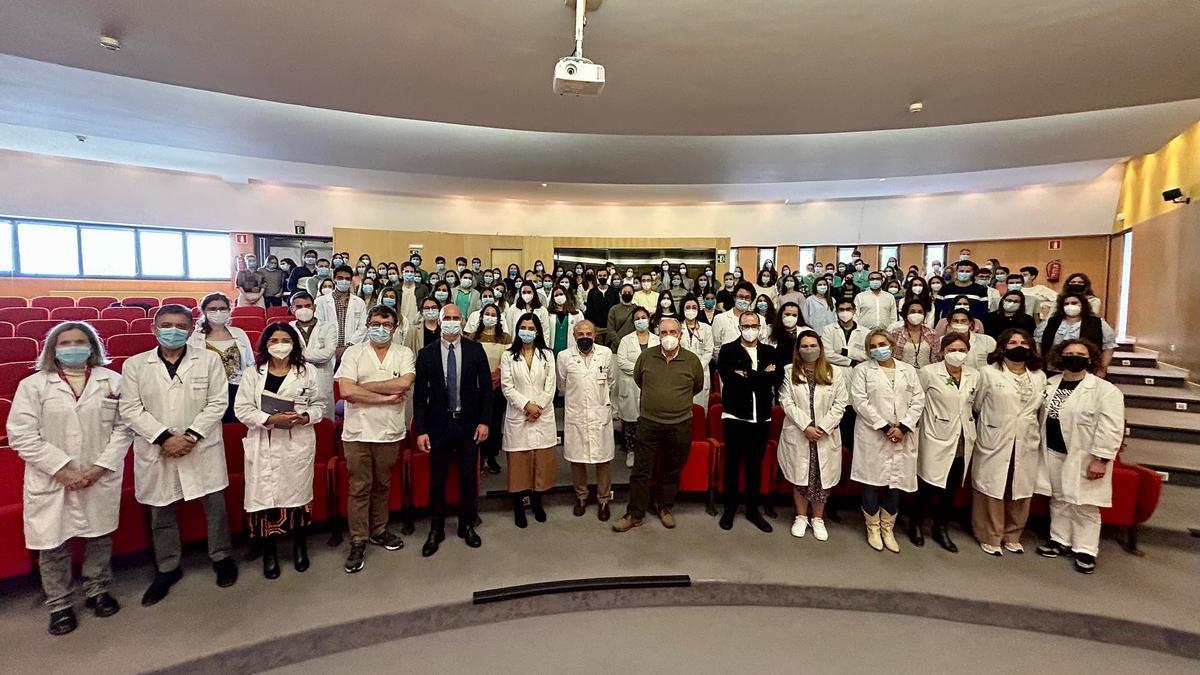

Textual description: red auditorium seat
[0,322,13,338]
[0,363,33,399]
[231,316,266,333]
[130,317,155,333]
[0,337,39,364]
[77,296,119,312]
[49,306,100,321]
[0,307,49,324]
[266,306,291,319]
[14,320,59,342]
[243,331,262,348]
[30,297,74,311]
[0,399,11,445]
[0,450,33,579]
[112,452,148,556]
[678,441,714,494]
[0,297,27,310]
[106,356,127,373]
[231,306,266,320]
[1100,456,1163,554]
[86,319,130,340]
[101,306,147,321]
[265,315,291,326]
[121,296,160,308]
[161,296,198,309]
[690,403,707,442]
[106,333,160,357]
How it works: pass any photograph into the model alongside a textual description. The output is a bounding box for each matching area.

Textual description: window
[81,227,137,277]
[757,247,776,272]
[924,244,947,276]
[798,247,816,272]
[879,245,900,269]
[0,221,12,273]
[837,246,856,264]
[17,222,80,276]
[139,230,184,277]
[1117,230,1132,339]
[186,232,232,280]
[729,247,739,271]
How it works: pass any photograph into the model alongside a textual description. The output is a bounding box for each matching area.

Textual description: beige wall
[1125,203,1200,377]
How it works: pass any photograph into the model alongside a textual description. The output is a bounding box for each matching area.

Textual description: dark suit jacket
[412,338,493,439]
[717,340,782,422]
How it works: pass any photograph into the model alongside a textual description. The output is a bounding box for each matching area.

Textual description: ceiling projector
[553,57,605,96]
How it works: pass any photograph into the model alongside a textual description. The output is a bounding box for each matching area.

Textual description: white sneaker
[1003,541,1024,554]
[790,516,809,538]
[810,517,829,541]
[625,453,635,468]
[980,542,1004,557]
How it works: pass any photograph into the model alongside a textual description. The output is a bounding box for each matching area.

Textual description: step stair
[1107,363,1189,388]
[1121,437,1200,482]
[1118,382,1200,413]
[1124,407,1200,444]
[1110,350,1158,369]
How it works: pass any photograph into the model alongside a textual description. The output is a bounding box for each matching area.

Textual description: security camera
[1163,188,1191,204]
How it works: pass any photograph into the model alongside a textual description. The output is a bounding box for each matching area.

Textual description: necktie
[447,343,459,411]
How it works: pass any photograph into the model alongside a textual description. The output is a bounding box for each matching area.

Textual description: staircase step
[1125,408,1200,443]
[1119,382,1200,412]
[1106,363,1189,387]
[1111,350,1157,368]
[1121,437,1200,477]
[1116,337,1137,351]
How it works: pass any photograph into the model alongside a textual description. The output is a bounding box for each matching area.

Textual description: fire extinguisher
[1045,259,1062,283]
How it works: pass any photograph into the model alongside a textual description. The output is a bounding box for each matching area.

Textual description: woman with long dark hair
[471,303,512,475]
[189,292,254,422]
[500,313,558,526]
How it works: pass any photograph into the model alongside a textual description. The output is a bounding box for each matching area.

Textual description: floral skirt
[246,504,312,539]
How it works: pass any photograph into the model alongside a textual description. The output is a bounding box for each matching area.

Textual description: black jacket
[412,338,493,439]
[717,341,782,423]
[585,286,620,327]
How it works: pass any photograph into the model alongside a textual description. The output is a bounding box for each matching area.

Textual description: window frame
[837,246,856,264]
[1,216,231,281]
[798,247,816,272]
[879,245,900,269]
[757,246,776,272]
[924,243,947,276]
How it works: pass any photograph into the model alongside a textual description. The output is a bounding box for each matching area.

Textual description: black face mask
[1061,355,1090,373]
[1066,283,1086,294]
[621,293,634,303]
[1005,346,1031,362]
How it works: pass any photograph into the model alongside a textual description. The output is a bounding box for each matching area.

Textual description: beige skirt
[507,446,558,492]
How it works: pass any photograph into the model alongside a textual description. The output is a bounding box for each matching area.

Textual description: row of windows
[733,244,947,274]
[0,218,231,280]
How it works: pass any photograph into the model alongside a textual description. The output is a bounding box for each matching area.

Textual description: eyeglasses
[367,323,395,330]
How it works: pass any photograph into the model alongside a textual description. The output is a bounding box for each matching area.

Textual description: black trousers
[839,404,857,451]
[480,388,505,463]
[626,418,691,519]
[913,456,965,527]
[721,418,770,511]
[428,418,480,530]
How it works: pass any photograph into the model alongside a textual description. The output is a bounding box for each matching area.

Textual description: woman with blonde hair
[777,330,848,542]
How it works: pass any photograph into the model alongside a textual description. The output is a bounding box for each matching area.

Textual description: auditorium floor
[1,489,1197,674]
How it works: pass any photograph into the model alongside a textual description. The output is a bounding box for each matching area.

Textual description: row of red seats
[0,304,289,326]
[0,296,200,311]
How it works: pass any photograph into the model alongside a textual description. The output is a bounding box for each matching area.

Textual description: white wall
[0,151,1122,245]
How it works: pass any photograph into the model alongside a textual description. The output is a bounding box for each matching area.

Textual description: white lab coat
[916,362,979,488]
[777,364,849,490]
[544,310,585,350]
[500,348,558,452]
[1035,374,1124,508]
[7,368,134,550]
[234,363,326,511]
[820,322,869,367]
[854,290,898,331]
[315,292,367,345]
[615,331,659,422]
[965,332,997,370]
[291,319,338,406]
[187,326,255,385]
[503,304,550,338]
[710,309,766,357]
[680,321,715,406]
[850,360,925,492]
[119,347,230,507]
[556,346,616,464]
[971,364,1047,500]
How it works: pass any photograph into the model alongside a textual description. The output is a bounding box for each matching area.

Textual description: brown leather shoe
[573,500,587,517]
[598,503,611,522]
[611,514,643,532]
[659,508,676,529]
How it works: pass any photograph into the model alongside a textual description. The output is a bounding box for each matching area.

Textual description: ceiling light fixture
[541,183,548,187]
[908,100,923,113]
[878,178,887,182]
[98,35,121,51]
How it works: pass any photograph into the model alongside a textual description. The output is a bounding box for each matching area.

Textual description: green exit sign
[293,220,306,235]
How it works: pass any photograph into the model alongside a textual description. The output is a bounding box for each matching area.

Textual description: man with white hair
[557,320,617,521]
[613,317,704,532]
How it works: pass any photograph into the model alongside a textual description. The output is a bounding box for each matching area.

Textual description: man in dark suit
[584,266,619,347]
[413,303,493,556]
[716,310,782,533]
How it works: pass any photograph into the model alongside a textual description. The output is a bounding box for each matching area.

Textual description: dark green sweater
[633,347,704,424]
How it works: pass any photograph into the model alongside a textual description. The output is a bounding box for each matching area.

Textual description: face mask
[429,276,440,284]
[460,278,473,289]
[481,297,494,307]
[205,309,230,326]
[837,310,854,323]
[280,263,291,272]
[559,280,571,290]
[509,269,519,278]
[868,280,882,290]
[1062,304,1082,317]
[798,346,821,363]
[266,262,278,270]
[884,270,895,278]
[534,265,544,273]
[441,320,462,337]
[518,329,537,344]
[955,272,972,282]
[483,275,493,284]
[474,263,482,272]
[979,278,993,287]
[907,313,925,325]
[294,307,315,322]
[929,282,942,292]
[724,280,735,289]
[911,284,924,294]
[1061,354,1090,373]
[960,254,970,261]
[671,279,681,288]
[740,327,760,342]
[334,279,351,293]
[316,267,331,277]
[755,301,769,313]
[481,314,498,328]
[575,267,584,275]
[304,256,317,265]
[320,287,334,296]
[1006,281,1022,291]
[356,266,367,276]
[398,272,413,283]
[641,282,652,291]
[734,271,743,279]
[782,315,798,329]
[157,326,189,349]
[542,281,554,290]
[621,292,634,303]
[854,264,865,272]
[1002,300,1021,313]
[521,292,535,303]
[366,273,378,282]
[1066,283,1086,295]
[267,343,293,359]
[703,299,716,309]
[377,268,388,277]
[411,259,421,267]
[890,289,903,297]
[734,298,751,312]
[697,279,708,288]
[625,271,634,279]
[423,308,440,321]
[360,284,374,295]
[815,284,828,294]
[784,281,795,289]
[55,345,91,367]
[446,276,458,286]
[388,273,400,282]
[662,264,670,272]
[367,326,392,344]
[943,351,968,368]
[949,323,970,334]
[433,291,449,302]
[576,337,594,352]
[1022,275,1033,285]
[660,335,680,351]
[555,295,568,306]
[683,308,699,320]
[597,277,608,286]
[382,297,396,307]
[360,259,372,268]
[634,318,650,332]
[1004,345,1030,361]
[660,298,673,309]
[436,263,446,272]
[869,346,892,362]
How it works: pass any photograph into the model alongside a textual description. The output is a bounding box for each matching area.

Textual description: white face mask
[422,308,440,321]
[482,314,498,327]
[293,307,315,322]
[907,313,925,325]
[554,294,567,306]
[205,309,230,326]
[320,287,334,296]
[521,292,535,303]
[911,284,924,294]
[267,343,293,360]
[641,282,652,291]
[837,310,854,323]
[942,351,968,368]
[740,327,760,343]
[660,335,680,352]
[1063,304,1082,317]
[1002,300,1021,313]
[949,323,970,334]
[684,308,699,320]
[659,298,673,309]
[781,315,798,329]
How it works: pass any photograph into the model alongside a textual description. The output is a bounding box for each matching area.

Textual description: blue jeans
[861,485,900,516]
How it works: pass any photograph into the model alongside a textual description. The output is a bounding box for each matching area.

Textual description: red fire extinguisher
[1045,259,1062,283]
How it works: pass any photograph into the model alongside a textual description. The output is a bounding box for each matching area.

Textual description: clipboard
[261,391,296,415]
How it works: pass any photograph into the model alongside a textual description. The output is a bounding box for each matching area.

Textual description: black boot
[513,493,528,528]
[293,531,310,572]
[531,491,547,523]
[262,539,281,579]
[932,523,958,553]
[48,608,77,636]
[908,517,925,547]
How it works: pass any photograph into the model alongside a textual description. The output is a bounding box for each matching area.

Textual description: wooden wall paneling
[1127,205,1200,380]
[815,246,837,268]
[899,243,924,270]
[948,235,1110,301]
[776,245,800,272]
[1105,232,1126,328]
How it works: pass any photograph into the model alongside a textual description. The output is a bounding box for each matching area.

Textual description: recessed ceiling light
[909,100,923,113]
[99,35,121,51]
[540,183,548,187]
[878,178,887,182]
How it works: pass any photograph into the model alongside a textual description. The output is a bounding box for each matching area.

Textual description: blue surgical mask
[157,327,189,349]
[403,272,415,282]
[481,297,494,306]
[956,271,972,282]
[734,298,751,312]
[518,329,537,344]
[756,301,768,312]
[316,267,331,277]
[332,257,345,267]
[704,299,716,309]
[367,326,392,344]
[434,290,449,302]
[55,345,91,367]
[360,284,374,295]
[334,279,351,293]
[869,346,892,362]
[382,297,396,307]
[633,318,650,332]
[868,280,882,290]
[542,280,553,290]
